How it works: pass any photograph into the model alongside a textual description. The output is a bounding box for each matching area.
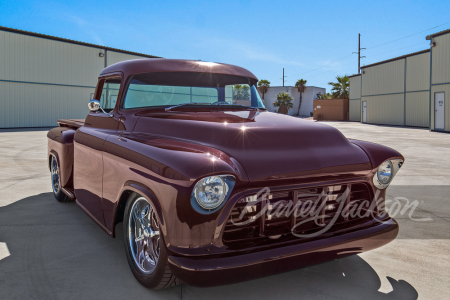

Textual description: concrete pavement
[0,122,448,299]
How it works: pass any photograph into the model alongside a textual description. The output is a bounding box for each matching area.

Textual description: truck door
[73,77,122,229]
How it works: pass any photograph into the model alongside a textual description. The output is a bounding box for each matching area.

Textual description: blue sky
[1,0,449,91]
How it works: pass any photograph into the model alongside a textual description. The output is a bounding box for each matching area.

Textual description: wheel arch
[48,150,59,172]
[112,181,167,239]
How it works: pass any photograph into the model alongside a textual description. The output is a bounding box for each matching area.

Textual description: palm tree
[273,92,293,114]
[316,92,332,99]
[328,75,350,99]
[257,79,270,102]
[294,79,307,116]
[233,84,250,100]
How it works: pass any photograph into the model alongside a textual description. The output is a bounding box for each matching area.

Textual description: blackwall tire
[123,192,180,289]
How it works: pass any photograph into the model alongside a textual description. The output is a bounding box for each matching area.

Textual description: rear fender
[47,127,76,189]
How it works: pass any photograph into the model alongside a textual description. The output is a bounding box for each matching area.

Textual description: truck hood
[133,110,371,182]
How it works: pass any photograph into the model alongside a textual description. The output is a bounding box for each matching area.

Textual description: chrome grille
[223,183,373,245]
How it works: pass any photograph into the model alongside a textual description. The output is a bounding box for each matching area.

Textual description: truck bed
[57,119,85,129]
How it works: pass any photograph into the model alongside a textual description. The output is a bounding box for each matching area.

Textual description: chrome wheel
[51,156,60,194]
[128,197,160,274]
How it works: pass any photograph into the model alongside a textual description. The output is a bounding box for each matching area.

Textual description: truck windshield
[122,72,265,109]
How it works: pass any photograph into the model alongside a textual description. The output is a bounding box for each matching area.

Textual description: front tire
[123,193,180,289]
[50,155,71,202]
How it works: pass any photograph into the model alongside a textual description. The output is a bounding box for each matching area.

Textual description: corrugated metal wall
[363,94,405,126]
[431,34,450,85]
[430,34,450,131]
[357,52,430,127]
[362,59,405,96]
[349,100,361,121]
[107,51,150,66]
[0,30,151,128]
[406,52,430,91]
[405,52,430,127]
[0,81,93,128]
[346,31,450,131]
[405,91,429,127]
[349,76,361,99]
[0,30,103,86]
[361,59,405,125]
[349,75,361,121]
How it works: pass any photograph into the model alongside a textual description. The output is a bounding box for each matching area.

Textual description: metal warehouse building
[349,29,450,132]
[0,26,158,128]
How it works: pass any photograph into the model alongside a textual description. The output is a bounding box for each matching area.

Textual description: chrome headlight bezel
[190,175,236,214]
[373,159,403,189]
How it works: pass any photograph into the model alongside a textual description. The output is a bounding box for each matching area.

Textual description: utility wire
[293,53,353,77]
[366,42,426,58]
[293,21,448,85]
[366,21,450,49]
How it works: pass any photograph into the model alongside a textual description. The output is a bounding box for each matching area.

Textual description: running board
[61,187,75,200]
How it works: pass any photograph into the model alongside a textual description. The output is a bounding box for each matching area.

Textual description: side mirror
[88,99,112,117]
[88,99,101,111]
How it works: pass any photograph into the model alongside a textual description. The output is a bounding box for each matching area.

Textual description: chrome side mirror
[88,99,101,111]
[88,100,112,117]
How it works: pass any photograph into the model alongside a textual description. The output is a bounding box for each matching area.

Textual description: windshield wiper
[165,102,266,112]
[212,102,266,111]
[165,102,210,111]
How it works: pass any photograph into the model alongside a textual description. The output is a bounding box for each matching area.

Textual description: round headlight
[194,176,229,210]
[377,160,394,185]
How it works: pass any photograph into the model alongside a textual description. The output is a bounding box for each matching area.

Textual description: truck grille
[223,183,373,245]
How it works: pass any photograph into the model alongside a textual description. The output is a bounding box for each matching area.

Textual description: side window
[100,78,121,110]
[225,84,251,106]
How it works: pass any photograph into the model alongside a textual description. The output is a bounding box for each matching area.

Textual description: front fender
[348,139,404,169]
[102,132,249,248]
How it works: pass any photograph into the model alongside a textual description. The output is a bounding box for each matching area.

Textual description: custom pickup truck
[47,59,403,289]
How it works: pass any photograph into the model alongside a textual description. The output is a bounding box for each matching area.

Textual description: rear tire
[50,155,71,203]
[123,192,180,289]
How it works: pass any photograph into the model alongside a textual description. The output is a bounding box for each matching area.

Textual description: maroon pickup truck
[47,59,403,289]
